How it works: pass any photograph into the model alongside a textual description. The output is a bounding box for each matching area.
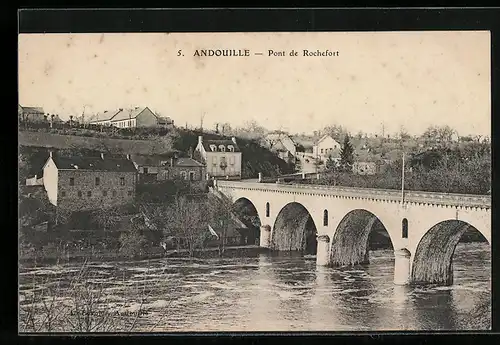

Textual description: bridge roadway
[214,179,491,286]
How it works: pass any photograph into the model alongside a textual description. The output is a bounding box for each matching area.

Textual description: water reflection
[19,243,490,332]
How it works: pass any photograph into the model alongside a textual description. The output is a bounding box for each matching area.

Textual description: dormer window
[210,144,217,152]
[228,145,234,152]
[219,145,226,152]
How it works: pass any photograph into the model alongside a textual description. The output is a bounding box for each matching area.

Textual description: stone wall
[57,170,137,211]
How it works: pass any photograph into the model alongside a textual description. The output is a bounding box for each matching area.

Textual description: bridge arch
[411,219,489,286]
[271,202,318,254]
[330,209,395,266]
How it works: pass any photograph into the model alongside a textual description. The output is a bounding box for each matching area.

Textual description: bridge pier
[393,248,411,285]
[259,225,271,248]
[316,235,330,266]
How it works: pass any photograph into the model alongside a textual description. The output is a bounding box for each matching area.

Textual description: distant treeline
[302,144,490,195]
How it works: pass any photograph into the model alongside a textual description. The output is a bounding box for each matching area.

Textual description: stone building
[41,152,137,211]
[131,153,206,182]
[157,157,206,181]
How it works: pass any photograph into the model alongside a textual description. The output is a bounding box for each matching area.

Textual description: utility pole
[381,122,385,138]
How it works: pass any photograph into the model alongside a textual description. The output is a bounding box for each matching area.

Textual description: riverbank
[19,244,267,267]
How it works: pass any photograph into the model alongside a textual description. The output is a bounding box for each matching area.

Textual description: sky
[18,31,491,136]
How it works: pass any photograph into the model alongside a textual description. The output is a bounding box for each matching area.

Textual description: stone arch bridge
[214,180,491,286]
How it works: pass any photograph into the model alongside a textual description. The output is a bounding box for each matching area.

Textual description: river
[18,242,490,332]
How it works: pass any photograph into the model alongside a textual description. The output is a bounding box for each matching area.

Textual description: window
[95,177,100,186]
[120,177,125,185]
[143,167,149,174]
[103,190,108,196]
[210,144,217,152]
[87,191,92,197]
[321,149,324,153]
[266,202,270,217]
[212,157,217,166]
[229,156,235,165]
[69,177,75,186]
[112,190,117,197]
[61,191,66,197]
[77,191,82,197]
[323,210,329,226]
[219,145,226,152]
[402,219,408,239]
[228,145,234,152]
[181,171,187,180]
[127,191,133,196]
[189,171,195,181]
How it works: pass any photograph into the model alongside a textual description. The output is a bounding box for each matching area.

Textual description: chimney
[258,172,262,182]
[126,154,131,160]
[198,136,203,146]
[101,153,104,160]
[34,174,37,180]
[170,157,174,167]
[231,136,237,145]
[49,151,53,158]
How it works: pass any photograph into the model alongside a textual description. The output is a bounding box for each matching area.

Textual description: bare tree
[162,196,211,257]
[208,193,234,256]
[19,260,173,333]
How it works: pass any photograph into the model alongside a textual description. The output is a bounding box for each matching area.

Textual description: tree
[324,124,348,141]
[325,155,337,172]
[399,125,411,140]
[90,205,122,231]
[422,125,456,144]
[119,228,148,259]
[339,134,354,172]
[222,123,232,135]
[208,193,234,256]
[162,196,211,257]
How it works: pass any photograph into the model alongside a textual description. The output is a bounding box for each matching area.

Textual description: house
[19,105,45,122]
[42,152,138,211]
[313,135,342,162]
[264,132,298,157]
[89,107,166,128]
[157,116,175,128]
[25,174,44,186]
[157,157,206,181]
[131,153,206,182]
[194,136,242,180]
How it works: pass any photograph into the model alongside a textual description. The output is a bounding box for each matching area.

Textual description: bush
[118,229,149,259]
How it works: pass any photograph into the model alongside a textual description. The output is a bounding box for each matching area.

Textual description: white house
[194,136,242,180]
[89,107,168,128]
[313,134,342,161]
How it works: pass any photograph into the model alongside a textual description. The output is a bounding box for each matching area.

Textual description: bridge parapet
[216,180,491,209]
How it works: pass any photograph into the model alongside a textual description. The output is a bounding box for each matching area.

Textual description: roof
[202,139,241,153]
[21,106,44,114]
[50,155,137,172]
[130,153,177,166]
[110,107,157,122]
[89,107,157,123]
[316,134,340,146]
[92,109,120,122]
[175,158,204,167]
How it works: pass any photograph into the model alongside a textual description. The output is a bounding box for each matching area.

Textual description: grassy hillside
[19,128,294,179]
